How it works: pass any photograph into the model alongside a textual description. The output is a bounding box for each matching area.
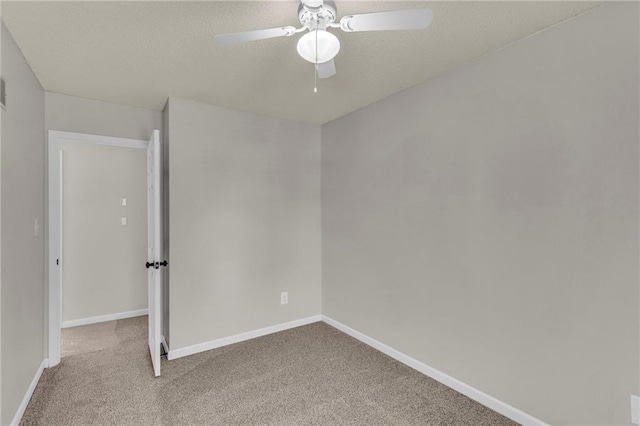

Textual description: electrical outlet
[280,291,288,305]
[34,219,40,237]
[121,217,128,226]
[632,394,640,425]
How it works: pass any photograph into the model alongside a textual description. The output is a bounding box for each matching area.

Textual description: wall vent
[1,77,6,110]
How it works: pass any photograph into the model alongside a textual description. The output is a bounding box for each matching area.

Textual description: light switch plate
[121,217,128,226]
[632,395,640,425]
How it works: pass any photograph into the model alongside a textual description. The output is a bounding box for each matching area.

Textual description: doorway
[47,130,164,376]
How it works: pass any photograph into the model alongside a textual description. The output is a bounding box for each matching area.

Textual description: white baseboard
[10,358,48,426]
[62,308,148,328]
[631,394,640,425]
[167,315,322,360]
[321,315,548,426]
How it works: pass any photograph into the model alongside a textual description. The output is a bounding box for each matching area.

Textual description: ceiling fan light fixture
[296,29,340,64]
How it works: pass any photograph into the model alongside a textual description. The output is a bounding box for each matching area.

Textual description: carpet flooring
[21,317,517,425]
[61,319,132,358]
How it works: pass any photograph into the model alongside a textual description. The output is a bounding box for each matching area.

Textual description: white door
[147,129,162,377]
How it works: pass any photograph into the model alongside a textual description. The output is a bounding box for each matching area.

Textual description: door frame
[47,130,150,366]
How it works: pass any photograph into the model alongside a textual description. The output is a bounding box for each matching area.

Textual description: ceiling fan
[214,0,433,81]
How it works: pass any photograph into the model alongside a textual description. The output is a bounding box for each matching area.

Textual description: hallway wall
[61,142,147,324]
[43,92,163,348]
[45,92,162,141]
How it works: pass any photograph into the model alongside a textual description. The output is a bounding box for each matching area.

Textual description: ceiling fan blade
[317,60,336,79]
[215,26,296,46]
[340,8,432,32]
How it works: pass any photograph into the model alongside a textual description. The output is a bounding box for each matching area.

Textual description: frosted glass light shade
[297,30,340,64]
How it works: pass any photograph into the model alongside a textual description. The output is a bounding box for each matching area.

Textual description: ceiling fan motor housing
[298,0,337,28]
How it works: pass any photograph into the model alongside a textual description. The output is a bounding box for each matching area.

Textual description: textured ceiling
[2,1,602,124]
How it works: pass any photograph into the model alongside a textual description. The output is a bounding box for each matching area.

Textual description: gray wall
[1,23,45,426]
[167,97,321,351]
[322,3,639,425]
[45,92,162,141]
[61,142,147,323]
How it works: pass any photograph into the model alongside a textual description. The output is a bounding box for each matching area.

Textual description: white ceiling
[2,1,602,124]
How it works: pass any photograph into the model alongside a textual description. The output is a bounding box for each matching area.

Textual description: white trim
[10,359,48,426]
[47,130,149,367]
[631,394,640,425]
[321,315,548,426]
[161,335,169,355]
[61,309,148,328]
[167,315,322,360]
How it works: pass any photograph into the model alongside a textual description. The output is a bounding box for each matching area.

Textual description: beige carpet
[21,317,517,425]
[61,319,132,358]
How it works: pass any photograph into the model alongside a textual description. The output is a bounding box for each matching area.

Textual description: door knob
[146,260,168,269]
